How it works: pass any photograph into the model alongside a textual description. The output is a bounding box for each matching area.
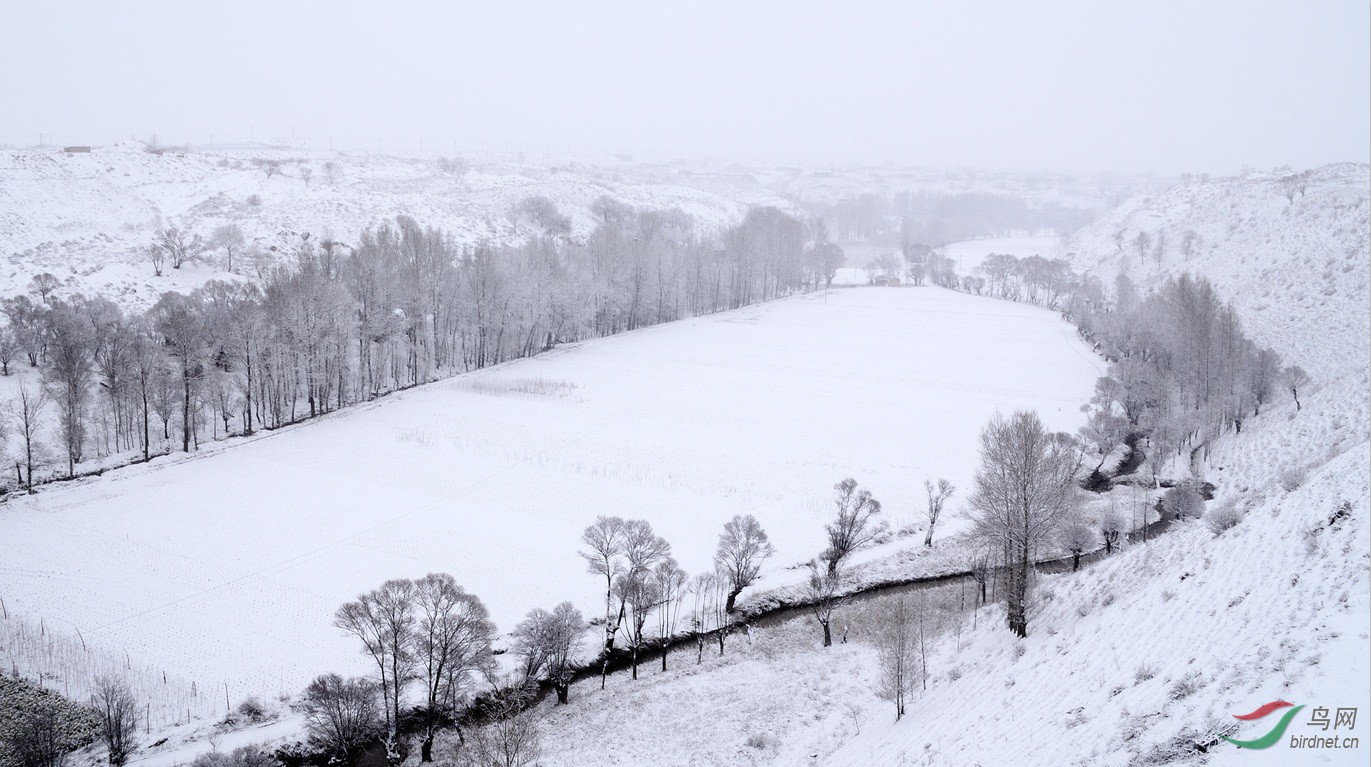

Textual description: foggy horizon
[4,0,1367,175]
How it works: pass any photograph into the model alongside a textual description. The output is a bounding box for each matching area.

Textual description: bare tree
[322,160,342,185]
[1283,365,1309,411]
[1060,516,1098,571]
[450,690,541,767]
[42,300,95,476]
[806,560,844,647]
[968,411,1081,637]
[210,225,246,273]
[512,602,584,704]
[1099,505,1125,554]
[1279,174,1300,203]
[146,244,166,276]
[300,166,314,187]
[152,292,209,453]
[578,515,626,689]
[92,676,138,767]
[922,479,955,547]
[29,273,61,303]
[714,514,775,611]
[652,559,689,672]
[873,596,923,721]
[822,478,887,574]
[335,578,417,764]
[0,326,17,375]
[301,674,381,759]
[413,573,495,761]
[11,381,47,489]
[155,227,207,270]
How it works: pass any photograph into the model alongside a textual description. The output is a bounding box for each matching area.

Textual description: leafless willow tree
[413,573,495,760]
[449,690,541,767]
[923,479,955,547]
[714,514,775,611]
[300,674,381,759]
[334,578,417,764]
[512,601,583,704]
[579,515,625,689]
[1284,365,1309,411]
[822,478,887,575]
[11,381,47,488]
[968,411,1082,637]
[92,675,138,767]
[154,226,207,270]
[653,559,689,671]
[807,560,844,647]
[874,595,934,721]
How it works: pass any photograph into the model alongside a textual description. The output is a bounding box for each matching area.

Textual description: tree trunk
[555,683,569,705]
[181,370,191,452]
[1072,552,1081,571]
[821,620,832,647]
[725,586,741,613]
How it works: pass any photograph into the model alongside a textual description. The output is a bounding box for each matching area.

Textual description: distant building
[63,146,92,153]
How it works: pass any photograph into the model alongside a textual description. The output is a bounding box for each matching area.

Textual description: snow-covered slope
[1066,163,1370,380]
[507,167,1371,767]
[0,144,786,309]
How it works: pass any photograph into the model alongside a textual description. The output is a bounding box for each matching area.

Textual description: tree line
[0,200,821,487]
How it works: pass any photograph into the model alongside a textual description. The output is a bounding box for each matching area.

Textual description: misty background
[3,0,1367,173]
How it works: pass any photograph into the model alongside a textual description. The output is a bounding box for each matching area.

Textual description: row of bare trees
[0,204,815,487]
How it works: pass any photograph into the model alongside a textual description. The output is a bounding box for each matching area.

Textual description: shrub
[246,194,262,207]
[1134,664,1157,684]
[745,732,777,750]
[1162,481,1204,520]
[1280,466,1307,492]
[1168,672,1202,700]
[236,696,266,722]
[1205,502,1243,535]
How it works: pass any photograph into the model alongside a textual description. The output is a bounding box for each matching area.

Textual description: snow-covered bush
[1280,466,1307,492]
[1167,671,1202,700]
[235,695,266,723]
[1205,501,1243,535]
[1161,481,1204,520]
[189,746,275,767]
[1134,663,1157,684]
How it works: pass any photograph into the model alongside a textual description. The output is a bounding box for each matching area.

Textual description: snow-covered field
[0,287,1101,709]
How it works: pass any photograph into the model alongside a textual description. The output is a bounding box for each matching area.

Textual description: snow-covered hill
[0,144,787,309]
[1066,163,1370,381]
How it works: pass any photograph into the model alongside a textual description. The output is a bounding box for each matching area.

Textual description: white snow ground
[0,286,1101,725]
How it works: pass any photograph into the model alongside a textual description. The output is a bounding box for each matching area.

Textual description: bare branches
[714,514,775,611]
[822,478,887,574]
[922,479,955,547]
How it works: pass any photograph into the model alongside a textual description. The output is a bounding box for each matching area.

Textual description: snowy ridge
[1066,163,1370,381]
[0,144,787,309]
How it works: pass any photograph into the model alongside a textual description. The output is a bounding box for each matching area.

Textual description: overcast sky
[4,0,1366,173]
